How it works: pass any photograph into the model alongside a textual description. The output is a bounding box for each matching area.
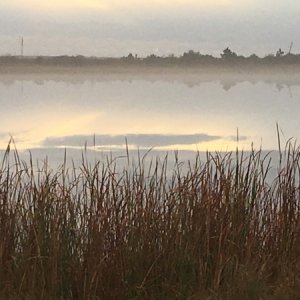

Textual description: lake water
[1,70,299,166]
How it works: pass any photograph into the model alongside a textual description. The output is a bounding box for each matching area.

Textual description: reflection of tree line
[1,47,300,67]
[220,80,293,94]
[0,75,299,94]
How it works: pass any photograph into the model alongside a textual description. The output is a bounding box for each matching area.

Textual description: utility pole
[21,37,24,56]
[288,41,293,54]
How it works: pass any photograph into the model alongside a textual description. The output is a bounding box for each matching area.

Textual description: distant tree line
[1,47,300,67]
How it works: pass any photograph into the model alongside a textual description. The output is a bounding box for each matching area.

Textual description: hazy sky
[0,0,299,57]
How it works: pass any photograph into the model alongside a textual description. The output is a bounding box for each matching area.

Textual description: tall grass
[0,141,300,299]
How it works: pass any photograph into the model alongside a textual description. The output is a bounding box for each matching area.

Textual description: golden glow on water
[0,108,102,149]
[0,101,245,151]
[0,104,258,152]
[0,100,272,152]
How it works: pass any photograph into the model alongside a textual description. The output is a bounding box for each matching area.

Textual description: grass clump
[0,141,300,299]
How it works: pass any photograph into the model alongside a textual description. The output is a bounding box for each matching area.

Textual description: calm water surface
[0,72,299,164]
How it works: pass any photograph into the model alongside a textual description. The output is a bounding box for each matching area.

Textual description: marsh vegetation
[0,140,300,299]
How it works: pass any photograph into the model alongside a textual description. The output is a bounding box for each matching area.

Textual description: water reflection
[1,70,300,92]
[42,133,245,150]
[0,71,299,153]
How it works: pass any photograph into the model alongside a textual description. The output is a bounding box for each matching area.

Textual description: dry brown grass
[0,141,300,299]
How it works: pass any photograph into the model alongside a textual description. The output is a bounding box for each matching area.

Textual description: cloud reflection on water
[42,133,227,149]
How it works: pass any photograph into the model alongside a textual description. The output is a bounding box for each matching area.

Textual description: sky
[0,0,299,57]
